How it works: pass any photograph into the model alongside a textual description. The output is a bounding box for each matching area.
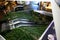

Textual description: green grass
[0,11,33,21]
[0,11,51,40]
[0,10,42,23]
[0,25,48,40]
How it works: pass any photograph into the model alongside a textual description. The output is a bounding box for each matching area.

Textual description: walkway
[9,18,35,29]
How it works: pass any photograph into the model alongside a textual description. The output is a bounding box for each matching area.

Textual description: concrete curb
[0,35,6,40]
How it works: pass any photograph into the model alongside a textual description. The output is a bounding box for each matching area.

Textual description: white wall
[51,0,60,40]
[55,0,60,5]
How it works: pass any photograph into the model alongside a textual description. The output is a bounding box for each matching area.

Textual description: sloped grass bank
[0,25,48,40]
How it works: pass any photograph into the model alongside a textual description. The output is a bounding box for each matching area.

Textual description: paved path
[34,10,52,17]
[9,18,35,29]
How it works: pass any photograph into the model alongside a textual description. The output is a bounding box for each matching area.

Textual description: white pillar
[51,0,60,40]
